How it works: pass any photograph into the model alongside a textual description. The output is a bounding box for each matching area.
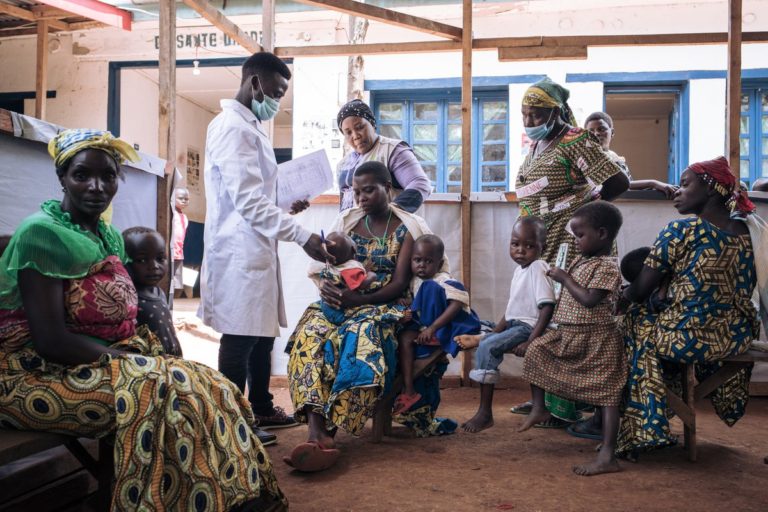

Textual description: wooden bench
[665,348,768,462]
[371,348,447,443]
[0,430,113,508]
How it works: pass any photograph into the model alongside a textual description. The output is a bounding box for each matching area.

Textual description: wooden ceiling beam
[0,3,70,31]
[498,45,588,61]
[276,30,768,57]
[181,0,261,52]
[275,40,460,57]
[476,31,768,50]
[292,0,462,41]
[30,6,72,19]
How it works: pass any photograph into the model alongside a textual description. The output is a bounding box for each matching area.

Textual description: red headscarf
[687,156,755,215]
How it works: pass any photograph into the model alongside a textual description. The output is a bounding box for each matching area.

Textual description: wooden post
[158,0,176,294]
[261,0,276,140]
[35,21,48,120]
[726,0,742,176]
[262,0,274,52]
[460,0,472,384]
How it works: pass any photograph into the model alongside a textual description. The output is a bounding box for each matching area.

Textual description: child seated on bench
[123,227,183,356]
[456,216,555,433]
[394,234,480,415]
[307,231,378,324]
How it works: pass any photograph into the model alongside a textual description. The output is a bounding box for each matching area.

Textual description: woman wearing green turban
[512,78,629,426]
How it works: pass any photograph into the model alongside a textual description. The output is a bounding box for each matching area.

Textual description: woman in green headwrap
[0,129,286,511]
[512,78,629,425]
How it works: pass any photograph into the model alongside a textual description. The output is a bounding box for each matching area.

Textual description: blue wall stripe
[567,69,768,83]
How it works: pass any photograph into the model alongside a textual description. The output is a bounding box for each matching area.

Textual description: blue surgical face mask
[524,110,556,141]
[250,79,280,121]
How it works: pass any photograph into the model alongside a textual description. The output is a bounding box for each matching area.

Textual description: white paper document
[276,150,334,210]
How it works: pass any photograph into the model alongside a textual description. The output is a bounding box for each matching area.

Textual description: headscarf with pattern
[688,156,755,215]
[337,99,376,130]
[48,129,139,171]
[521,77,577,126]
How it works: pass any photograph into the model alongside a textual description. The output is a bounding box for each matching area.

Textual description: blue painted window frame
[740,82,768,187]
[602,83,690,185]
[371,89,510,193]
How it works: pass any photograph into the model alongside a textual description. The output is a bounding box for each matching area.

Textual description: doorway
[604,85,688,184]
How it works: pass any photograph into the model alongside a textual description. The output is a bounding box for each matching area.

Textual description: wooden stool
[664,349,768,461]
[371,349,446,443]
[0,430,113,508]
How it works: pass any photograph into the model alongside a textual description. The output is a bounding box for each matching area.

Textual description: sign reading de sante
[153,30,262,50]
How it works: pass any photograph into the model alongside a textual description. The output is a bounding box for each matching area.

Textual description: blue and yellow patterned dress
[617,217,758,457]
[287,223,456,437]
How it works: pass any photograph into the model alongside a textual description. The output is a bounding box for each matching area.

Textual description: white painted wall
[689,78,728,163]
[119,69,214,223]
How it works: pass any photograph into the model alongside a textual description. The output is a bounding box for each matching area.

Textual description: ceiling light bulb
[193,60,201,76]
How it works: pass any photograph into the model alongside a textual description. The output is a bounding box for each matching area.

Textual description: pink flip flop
[392,392,422,415]
[283,441,340,472]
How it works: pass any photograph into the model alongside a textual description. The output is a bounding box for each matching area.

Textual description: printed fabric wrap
[617,217,758,457]
[521,77,578,126]
[48,128,139,170]
[288,213,456,438]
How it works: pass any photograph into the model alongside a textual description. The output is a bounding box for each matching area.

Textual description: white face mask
[250,77,280,121]
[524,110,556,141]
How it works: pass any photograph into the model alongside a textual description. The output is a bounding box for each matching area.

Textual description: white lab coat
[198,99,311,337]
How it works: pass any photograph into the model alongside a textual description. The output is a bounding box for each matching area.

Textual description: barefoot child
[457,217,555,433]
[307,231,377,324]
[123,227,183,356]
[567,246,670,441]
[519,201,626,477]
[394,234,480,415]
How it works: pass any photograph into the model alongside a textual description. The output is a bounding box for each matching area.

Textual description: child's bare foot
[517,406,551,432]
[461,410,494,433]
[573,452,621,476]
[454,334,482,350]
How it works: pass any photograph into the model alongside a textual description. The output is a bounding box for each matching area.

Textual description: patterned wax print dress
[522,256,627,407]
[516,127,622,269]
[288,223,456,437]
[0,201,286,511]
[617,217,758,457]
[516,127,623,420]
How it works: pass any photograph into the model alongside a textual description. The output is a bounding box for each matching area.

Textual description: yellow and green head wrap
[522,77,577,126]
[48,129,139,172]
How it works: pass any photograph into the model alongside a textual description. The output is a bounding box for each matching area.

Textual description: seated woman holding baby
[285,161,454,472]
[0,130,286,511]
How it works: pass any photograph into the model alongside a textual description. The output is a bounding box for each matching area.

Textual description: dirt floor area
[265,385,768,512]
[172,300,768,512]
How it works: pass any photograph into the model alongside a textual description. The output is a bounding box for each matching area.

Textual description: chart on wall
[186,146,201,193]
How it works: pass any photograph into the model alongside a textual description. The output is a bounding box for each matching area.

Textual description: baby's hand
[546,266,569,283]
[399,309,413,324]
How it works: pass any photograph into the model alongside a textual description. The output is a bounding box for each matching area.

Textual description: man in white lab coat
[199,52,332,446]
